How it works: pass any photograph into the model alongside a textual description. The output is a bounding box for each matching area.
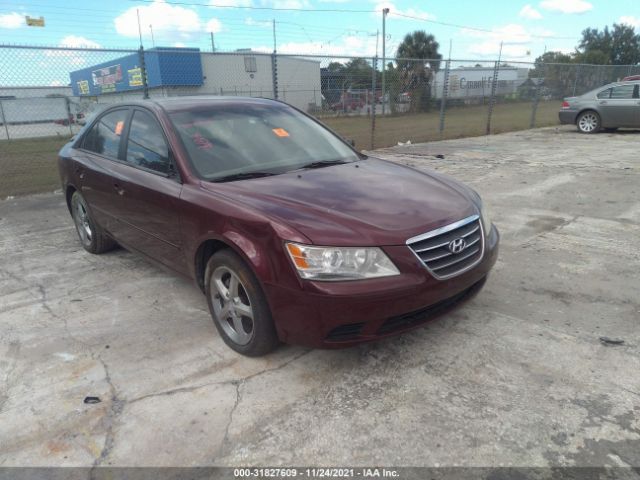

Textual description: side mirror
[167,151,180,181]
[167,162,178,178]
[349,139,355,147]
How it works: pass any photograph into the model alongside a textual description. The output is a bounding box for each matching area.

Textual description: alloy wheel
[578,113,599,133]
[71,194,93,247]
[210,266,254,345]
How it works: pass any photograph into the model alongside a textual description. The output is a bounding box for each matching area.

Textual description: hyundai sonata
[58,97,499,356]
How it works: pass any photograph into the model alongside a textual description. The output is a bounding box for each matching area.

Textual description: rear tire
[576,110,600,134]
[204,250,279,356]
[70,191,117,254]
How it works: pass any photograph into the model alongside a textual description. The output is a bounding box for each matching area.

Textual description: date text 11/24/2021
[234,468,400,478]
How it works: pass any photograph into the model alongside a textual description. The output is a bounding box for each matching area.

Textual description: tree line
[324,23,639,113]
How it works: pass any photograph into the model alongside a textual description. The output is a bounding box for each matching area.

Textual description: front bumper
[264,225,500,348]
[559,110,578,125]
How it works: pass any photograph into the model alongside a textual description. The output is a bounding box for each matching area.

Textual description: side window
[126,110,170,174]
[610,84,635,99]
[596,88,611,99]
[83,109,128,158]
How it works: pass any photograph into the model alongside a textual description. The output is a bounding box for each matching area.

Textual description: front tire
[576,110,600,134]
[70,191,116,254]
[204,250,279,356]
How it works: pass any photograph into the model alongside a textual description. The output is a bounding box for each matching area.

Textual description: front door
[110,108,186,274]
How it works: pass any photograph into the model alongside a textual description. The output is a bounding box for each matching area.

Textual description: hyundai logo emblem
[448,237,467,254]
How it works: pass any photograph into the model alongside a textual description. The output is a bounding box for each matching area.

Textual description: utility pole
[149,24,155,47]
[271,19,278,100]
[381,7,389,115]
[272,19,277,52]
[136,9,143,48]
[210,32,215,52]
[136,9,149,99]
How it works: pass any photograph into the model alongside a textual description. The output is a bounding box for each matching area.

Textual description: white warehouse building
[68,48,322,113]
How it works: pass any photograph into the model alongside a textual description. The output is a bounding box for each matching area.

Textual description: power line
[0,2,581,42]
[129,0,375,13]
[388,12,579,40]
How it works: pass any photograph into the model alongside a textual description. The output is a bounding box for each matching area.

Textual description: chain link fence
[2,43,639,197]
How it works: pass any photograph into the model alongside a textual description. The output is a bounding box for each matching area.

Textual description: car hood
[202,158,478,246]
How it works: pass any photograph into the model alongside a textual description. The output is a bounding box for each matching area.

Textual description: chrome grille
[407,215,484,280]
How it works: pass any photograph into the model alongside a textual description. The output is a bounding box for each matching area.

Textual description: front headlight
[480,201,493,236]
[285,243,400,281]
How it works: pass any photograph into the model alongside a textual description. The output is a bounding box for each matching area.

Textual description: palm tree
[395,31,442,112]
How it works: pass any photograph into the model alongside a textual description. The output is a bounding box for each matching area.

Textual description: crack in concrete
[37,282,93,349]
[221,380,242,455]
[89,355,124,477]
[214,349,312,460]
[84,348,313,468]
[127,379,237,405]
[0,266,91,349]
[0,340,21,415]
[126,349,313,406]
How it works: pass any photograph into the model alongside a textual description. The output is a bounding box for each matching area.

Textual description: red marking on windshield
[192,132,213,150]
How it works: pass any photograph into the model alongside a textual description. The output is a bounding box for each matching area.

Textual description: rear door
[76,107,130,236]
[597,84,637,127]
[108,107,186,274]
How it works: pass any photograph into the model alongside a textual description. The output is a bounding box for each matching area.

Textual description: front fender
[222,229,276,284]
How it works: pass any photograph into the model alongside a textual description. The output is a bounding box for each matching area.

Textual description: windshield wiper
[212,171,276,183]
[298,159,348,170]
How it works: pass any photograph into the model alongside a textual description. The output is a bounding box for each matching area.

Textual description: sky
[0,0,638,62]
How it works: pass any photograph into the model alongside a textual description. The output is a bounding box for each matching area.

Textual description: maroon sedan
[58,97,499,356]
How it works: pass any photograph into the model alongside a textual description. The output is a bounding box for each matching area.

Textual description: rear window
[169,103,359,181]
[82,109,128,159]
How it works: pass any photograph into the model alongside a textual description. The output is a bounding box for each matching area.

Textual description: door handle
[599,101,607,105]
[113,183,125,196]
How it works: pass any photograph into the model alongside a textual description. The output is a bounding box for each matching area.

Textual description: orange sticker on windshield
[272,128,290,137]
[115,121,124,136]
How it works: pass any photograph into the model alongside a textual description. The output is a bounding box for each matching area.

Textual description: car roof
[595,80,640,90]
[612,80,640,85]
[110,96,283,113]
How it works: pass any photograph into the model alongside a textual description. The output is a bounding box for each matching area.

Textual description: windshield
[169,102,360,181]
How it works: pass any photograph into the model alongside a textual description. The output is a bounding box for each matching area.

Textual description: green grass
[0,136,70,198]
[0,100,561,197]
[322,100,561,150]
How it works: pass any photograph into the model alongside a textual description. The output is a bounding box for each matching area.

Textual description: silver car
[559,80,640,133]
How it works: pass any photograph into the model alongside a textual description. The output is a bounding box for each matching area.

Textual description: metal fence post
[0,99,9,140]
[438,57,451,138]
[370,55,378,150]
[65,97,73,136]
[529,73,543,129]
[572,64,580,97]
[271,52,279,100]
[485,60,500,135]
[138,46,149,100]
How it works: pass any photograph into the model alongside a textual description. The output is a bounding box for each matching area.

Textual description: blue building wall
[69,48,203,96]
